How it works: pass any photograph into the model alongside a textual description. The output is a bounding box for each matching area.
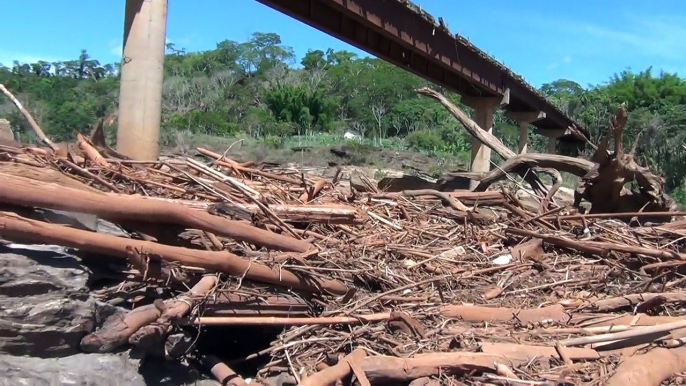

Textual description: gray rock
[0,353,145,386]
[0,230,221,385]
[0,249,100,357]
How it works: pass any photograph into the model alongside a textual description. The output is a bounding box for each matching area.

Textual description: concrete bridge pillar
[535,128,569,155]
[463,91,509,189]
[116,0,168,160]
[505,111,546,154]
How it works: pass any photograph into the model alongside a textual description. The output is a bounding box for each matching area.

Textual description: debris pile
[1,85,686,385]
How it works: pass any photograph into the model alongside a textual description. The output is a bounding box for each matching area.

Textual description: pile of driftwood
[2,85,686,385]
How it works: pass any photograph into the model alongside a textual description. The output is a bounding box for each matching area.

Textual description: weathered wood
[0,172,313,253]
[0,211,348,296]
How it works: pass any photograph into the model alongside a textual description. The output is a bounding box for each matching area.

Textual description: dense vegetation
[1,32,686,195]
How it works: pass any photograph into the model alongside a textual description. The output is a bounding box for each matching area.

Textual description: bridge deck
[256,0,586,139]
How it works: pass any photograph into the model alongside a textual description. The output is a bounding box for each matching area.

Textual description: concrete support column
[518,122,528,154]
[548,137,557,154]
[534,128,569,155]
[116,0,168,160]
[470,104,497,174]
[463,91,509,189]
[505,111,546,154]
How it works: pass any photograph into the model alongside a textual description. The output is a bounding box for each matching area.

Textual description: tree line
[1,32,685,194]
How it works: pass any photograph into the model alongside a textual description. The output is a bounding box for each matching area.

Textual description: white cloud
[108,39,122,58]
[0,52,64,67]
[547,56,572,70]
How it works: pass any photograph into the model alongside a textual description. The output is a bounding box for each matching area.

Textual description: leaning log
[418,88,676,216]
[81,275,217,353]
[0,211,348,296]
[0,173,313,253]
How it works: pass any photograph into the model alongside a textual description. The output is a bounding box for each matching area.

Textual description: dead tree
[416,88,677,215]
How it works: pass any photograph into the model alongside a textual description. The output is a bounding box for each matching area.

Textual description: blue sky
[2,0,684,88]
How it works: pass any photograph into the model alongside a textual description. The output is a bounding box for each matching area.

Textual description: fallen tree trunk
[416,87,549,196]
[440,304,571,325]
[0,173,313,253]
[371,189,471,212]
[207,201,367,224]
[456,153,594,192]
[81,275,217,353]
[300,348,368,386]
[417,88,676,215]
[0,211,348,296]
[606,346,686,386]
[507,227,686,260]
[129,275,219,351]
[358,352,522,384]
[582,292,686,313]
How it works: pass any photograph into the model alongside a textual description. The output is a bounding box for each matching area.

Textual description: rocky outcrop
[0,234,219,385]
[0,248,100,357]
[0,353,145,386]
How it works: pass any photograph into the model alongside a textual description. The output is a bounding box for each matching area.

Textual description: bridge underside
[116,0,584,180]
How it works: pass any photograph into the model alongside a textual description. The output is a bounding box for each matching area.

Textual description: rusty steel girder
[255,0,587,139]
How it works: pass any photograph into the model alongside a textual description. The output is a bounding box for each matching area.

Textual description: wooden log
[606,346,686,386]
[81,276,216,353]
[207,201,367,225]
[196,147,303,185]
[0,212,348,296]
[129,275,218,350]
[0,172,313,253]
[507,227,686,260]
[301,348,368,386]
[182,312,392,326]
[582,293,686,313]
[440,304,571,325]
[300,179,327,202]
[199,355,257,386]
[358,352,522,384]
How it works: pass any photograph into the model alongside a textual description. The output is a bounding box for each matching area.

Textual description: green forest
[1,32,686,196]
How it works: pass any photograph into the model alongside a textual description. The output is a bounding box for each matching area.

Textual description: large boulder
[0,247,102,357]
[0,353,145,386]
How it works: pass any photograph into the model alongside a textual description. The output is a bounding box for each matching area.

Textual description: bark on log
[0,212,348,296]
[199,355,256,386]
[358,352,523,384]
[300,348,368,386]
[81,275,217,353]
[582,292,686,313]
[129,275,218,350]
[606,346,686,386]
[207,201,367,225]
[0,173,313,253]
